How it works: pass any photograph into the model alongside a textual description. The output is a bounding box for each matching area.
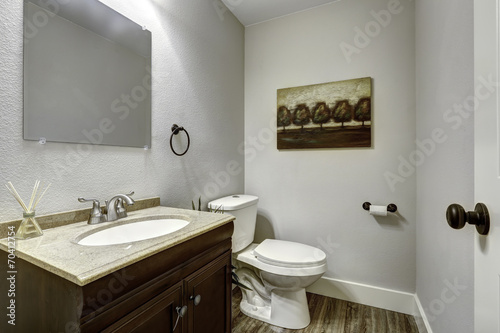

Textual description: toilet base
[239,288,311,329]
[240,299,271,325]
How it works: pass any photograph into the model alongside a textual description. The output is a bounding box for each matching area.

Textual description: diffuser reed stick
[27,180,39,213]
[33,183,50,210]
[5,183,28,211]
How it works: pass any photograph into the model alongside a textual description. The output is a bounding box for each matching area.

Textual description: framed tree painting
[277,77,372,149]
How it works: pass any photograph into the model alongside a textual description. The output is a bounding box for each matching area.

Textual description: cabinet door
[185,251,231,333]
[103,282,184,333]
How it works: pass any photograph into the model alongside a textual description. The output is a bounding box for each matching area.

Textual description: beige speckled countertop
[0,206,234,286]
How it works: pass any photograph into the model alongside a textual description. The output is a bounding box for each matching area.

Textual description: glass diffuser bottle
[16,210,43,240]
[6,180,50,240]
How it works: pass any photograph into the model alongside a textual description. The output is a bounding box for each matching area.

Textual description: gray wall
[0,0,245,220]
[245,0,416,293]
[415,0,474,332]
[0,0,476,330]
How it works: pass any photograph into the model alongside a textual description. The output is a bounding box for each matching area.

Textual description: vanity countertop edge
[0,206,235,287]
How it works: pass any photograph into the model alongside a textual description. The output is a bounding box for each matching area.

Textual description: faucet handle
[78,197,105,224]
[116,191,134,219]
[116,198,127,218]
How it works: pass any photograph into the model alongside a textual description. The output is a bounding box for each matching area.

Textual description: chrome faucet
[79,191,135,224]
[106,193,135,221]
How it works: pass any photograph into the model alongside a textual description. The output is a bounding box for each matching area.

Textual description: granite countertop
[0,206,234,286]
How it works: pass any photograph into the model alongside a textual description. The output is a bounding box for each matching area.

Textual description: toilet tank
[208,195,258,252]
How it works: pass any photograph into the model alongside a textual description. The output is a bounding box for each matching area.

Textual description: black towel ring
[170,124,190,156]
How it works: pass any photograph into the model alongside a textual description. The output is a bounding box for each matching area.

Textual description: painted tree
[293,104,311,130]
[354,97,371,126]
[311,102,331,130]
[332,100,353,127]
[277,106,292,131]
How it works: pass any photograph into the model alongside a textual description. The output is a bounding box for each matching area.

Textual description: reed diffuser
[5,180,50,240]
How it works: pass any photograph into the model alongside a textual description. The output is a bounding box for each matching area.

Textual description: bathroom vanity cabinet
[4,221,233,333]
[100,251,231,333]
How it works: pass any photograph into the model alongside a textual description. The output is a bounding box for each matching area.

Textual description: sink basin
[77,219,189,246]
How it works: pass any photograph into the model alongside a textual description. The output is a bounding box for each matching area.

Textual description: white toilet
[208,194,327,329]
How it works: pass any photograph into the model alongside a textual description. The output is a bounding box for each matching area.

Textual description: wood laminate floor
[232,288,419,333]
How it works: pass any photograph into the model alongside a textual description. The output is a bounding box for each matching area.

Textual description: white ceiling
[222,0,339,27]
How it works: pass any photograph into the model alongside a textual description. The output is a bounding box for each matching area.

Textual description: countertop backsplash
[0,197,161,239]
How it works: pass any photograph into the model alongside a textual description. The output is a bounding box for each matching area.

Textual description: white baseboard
[306,276,418,316]
[413,294,433,333]
[306,277,434,332]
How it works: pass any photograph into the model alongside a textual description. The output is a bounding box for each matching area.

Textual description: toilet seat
[254,239,327,268]
[236,242,327,277]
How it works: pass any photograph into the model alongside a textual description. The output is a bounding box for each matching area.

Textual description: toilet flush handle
[190,294,201,306]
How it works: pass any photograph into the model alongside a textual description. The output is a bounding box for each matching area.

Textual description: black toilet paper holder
[362,202,398,213]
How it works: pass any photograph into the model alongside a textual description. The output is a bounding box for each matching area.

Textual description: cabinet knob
[190,294,201,306]
[173,305,187,331]
[446,203,490,235]
[176,305,187,317]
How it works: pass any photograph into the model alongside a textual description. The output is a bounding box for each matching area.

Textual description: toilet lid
[253,239,327,268]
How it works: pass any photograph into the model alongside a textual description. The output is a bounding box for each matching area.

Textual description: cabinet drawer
[103,282,183,333]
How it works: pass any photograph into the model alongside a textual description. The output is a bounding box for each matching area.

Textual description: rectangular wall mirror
[23,0,152,148]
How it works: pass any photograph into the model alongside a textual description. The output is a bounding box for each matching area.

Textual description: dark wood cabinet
[97,249,232,333]
[103,251,232,333]
[1,222,233,333]
[103,254,231,333]
[103,282,183,333]
[185,253,232,333]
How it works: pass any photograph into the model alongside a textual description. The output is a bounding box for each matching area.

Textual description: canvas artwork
[277,77,372,149]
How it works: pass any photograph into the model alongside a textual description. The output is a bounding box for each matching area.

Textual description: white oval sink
[77,219,189,246]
